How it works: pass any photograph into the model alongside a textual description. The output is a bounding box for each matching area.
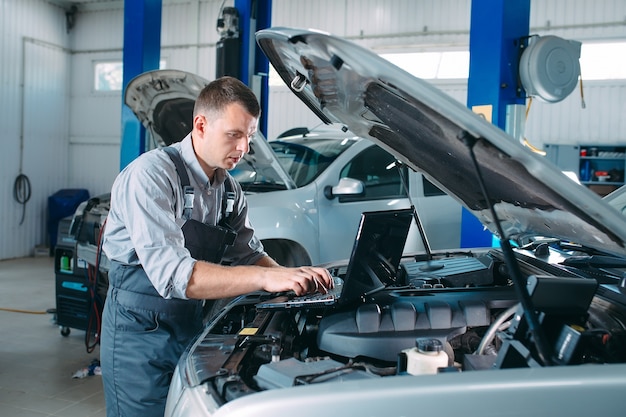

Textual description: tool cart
[54,195,109,353]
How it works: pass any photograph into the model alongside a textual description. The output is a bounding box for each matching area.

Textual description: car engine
[184,248,626,405]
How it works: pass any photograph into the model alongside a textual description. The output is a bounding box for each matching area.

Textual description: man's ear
[193,114,207,135]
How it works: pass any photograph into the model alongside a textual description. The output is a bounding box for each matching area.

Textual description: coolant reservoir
[402,338,448,375]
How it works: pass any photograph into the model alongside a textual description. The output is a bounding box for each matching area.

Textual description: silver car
[164,27,626,417]
[125,71,462,267]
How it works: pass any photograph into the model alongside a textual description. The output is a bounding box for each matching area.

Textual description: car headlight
[165,361,222,417]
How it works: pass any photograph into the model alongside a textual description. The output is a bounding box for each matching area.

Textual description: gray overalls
[101,147,236,417]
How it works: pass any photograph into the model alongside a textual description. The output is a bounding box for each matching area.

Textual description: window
[95,61,123,91]
[380,41,626,81]
[267,40,626,86]
[339,145,407,202]
[381,51,470,80]
[579,42,626,80]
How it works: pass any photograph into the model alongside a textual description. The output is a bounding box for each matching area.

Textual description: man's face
[193,102,258,177]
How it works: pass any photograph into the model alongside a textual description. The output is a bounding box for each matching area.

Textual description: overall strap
[163,147,194,220]
[163,146,236,224]
[221,176,236,226]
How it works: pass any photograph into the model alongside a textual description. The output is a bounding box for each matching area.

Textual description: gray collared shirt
[102,134,267,299]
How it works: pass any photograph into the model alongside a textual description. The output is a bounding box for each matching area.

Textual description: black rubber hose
[13,174,31,225]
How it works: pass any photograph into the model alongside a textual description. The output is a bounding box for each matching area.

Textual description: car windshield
[270,137,357,187]
[230,137,294,193]
[231,165,289,192]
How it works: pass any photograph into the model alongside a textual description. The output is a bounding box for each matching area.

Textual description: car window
[338,145,408,202]
[270,138,356,187]
[230,139,291,192]
[423,176,446,196]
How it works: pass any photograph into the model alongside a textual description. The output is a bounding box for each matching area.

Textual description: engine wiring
[293,359,396,385]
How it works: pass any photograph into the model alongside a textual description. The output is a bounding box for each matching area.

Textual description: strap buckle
[183,185,194,220]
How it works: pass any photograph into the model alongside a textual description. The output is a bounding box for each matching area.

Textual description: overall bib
[101,147,236,417]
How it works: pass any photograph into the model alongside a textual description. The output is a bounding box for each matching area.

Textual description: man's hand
[261,266,334,296]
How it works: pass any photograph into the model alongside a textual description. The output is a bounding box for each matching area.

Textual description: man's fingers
[315,277,327,293]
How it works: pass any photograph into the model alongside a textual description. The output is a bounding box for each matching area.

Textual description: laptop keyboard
[291,276,343,302]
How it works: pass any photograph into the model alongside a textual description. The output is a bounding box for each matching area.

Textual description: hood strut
[397,162,443,271]
[458,130,554,366]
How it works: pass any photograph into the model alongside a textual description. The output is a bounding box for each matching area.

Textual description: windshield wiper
[561,255,626,268]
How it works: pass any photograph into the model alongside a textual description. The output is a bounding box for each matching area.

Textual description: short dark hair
[194,76,260,121]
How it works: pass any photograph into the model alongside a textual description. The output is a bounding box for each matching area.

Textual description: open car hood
[125,69,206,147]
[256,27,626,257]
[124,69,295,189]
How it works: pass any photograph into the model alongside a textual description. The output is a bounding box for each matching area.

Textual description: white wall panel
[20,40,71,256]
[70,6,124,51]
[343,0,470,37]
[69,143,120,196]
[525,81,626,147]
[160,0,223,79]
[162,1,200,47]
[0,0,72,260]
[530,0,626,40]
[266,88,327,139]
[271,0,471,51]
[272,0,348,36]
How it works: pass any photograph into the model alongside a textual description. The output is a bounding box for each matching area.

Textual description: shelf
[581,181,623,186]
[580,156,625,160]
[545,143,626,196]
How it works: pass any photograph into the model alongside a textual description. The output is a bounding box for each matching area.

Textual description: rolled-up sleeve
[103,150,196,299]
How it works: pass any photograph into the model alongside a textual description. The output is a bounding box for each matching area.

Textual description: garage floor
[0,256,105,417]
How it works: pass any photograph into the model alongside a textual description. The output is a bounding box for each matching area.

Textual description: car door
[316,143,414,263]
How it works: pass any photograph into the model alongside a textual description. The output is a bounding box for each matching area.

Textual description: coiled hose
[13,174,31,225]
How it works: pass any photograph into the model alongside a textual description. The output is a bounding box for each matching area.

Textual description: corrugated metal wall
[1,0,625,259]
[0,0,71,259]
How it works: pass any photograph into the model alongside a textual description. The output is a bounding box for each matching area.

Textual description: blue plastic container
[48,188,90,254]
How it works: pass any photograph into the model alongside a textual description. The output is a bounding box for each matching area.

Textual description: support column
[460,0,530,248]
[119,0,162,170]
[235,0,272,137]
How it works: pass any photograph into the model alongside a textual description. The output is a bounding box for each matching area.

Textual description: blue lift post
[119,0,162,170]
[460,0,530,248]
[235,0,272,137]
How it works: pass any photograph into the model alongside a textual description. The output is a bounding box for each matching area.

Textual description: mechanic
[100,76,333,417]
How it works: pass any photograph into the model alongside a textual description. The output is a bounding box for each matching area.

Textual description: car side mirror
[324,177,365,199]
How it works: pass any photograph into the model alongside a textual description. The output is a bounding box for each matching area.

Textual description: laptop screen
[339,208,413,304]
[255,208,414,310]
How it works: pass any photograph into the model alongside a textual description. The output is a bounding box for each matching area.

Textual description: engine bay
[186,248,626,405]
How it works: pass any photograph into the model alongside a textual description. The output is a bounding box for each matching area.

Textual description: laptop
[256,208,414,310]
